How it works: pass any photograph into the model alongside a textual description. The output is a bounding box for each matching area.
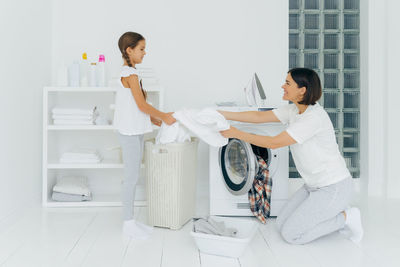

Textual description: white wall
[363,0,400,199]
[359,0,369,196]
[51,0,288,110]
[363,0,387,197]
[385,0,400,198]
[0,0,52,222]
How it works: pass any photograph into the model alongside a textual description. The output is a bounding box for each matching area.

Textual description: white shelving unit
[42,86,163,207]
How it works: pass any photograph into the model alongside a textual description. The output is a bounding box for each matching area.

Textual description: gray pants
[276,177,353,245]
[118,133,144,221]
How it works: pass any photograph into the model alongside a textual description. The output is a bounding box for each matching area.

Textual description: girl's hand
[220,126,239,139]
[162,112,176,125]
[151,116,162,126]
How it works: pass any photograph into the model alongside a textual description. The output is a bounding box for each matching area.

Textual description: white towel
[61,149,100,159]
[52,192,92,202]
[61,152,100,159]
[60,158,101,164]
[60,148,102,163]
[172,108,230,147]
[155,122,191,144]
[61,154,100,160]
[52,114,93,120]
[62,148,99,155]
[52,107,96,116]
[53,119,93,125]
[53,176,91,197]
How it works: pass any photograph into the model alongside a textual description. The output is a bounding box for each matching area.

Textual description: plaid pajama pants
[248,156,272,224]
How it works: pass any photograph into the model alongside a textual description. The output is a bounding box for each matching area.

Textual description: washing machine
[209,115,289,217]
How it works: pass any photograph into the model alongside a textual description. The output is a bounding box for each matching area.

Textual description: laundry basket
[145,137,198,230]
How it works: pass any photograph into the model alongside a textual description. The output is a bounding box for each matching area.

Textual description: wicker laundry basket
[145,138,198,230]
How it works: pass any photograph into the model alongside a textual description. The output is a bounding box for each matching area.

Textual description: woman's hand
[150,116,162,126]
[220,126,239,139]
[162,112,176,125]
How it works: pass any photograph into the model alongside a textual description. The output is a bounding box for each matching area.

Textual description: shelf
[47,160,124,169]
[47,125,159,131]
[47,125,115,130]
[47,161,145,169]
[44,86,162,93]
[44,194,147,207]
[43,85,161,207]
[45,87,117,92]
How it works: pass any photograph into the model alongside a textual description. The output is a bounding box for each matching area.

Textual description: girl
[219,68,363,245]
[115,32,176,239]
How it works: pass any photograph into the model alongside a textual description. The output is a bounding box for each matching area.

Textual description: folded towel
[61,153,100,160]
[193,217,238,237]
[60,149,102,164]
[61,148,101,159]
[53,176,91,197]
[52,192,92,202]
[52,114,94,120]
[62,148,98,155]
[60,158,101,164]
[52,107,96,116]
[53,119,94,125]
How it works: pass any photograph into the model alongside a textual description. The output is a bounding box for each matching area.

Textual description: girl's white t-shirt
[113,66,152,135]
[273,103,351,188]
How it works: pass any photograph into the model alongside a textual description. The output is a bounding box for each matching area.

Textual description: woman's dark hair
[118,32,147,99]
[118,32,145,68]
[288,68,322,105]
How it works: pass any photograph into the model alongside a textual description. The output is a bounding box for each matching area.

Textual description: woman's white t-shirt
[113,66,152,135]
[273,103,351,188]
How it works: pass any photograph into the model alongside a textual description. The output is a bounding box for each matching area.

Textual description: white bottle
[68,61,80,87]
[88,62,97,87]
[97,54,106,87]
[80,52,89,87]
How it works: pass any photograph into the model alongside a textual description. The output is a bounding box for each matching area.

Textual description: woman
[219,68,363,244]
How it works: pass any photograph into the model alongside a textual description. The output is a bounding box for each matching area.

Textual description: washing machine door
[218,138,258,196]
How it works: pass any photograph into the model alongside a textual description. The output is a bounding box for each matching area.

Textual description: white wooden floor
[0,196,399,267]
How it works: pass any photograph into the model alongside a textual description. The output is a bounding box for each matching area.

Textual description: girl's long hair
[118,32,147,99]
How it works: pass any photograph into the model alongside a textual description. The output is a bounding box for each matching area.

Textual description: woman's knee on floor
[280,227,305,245]
[280,225,297,244]
[279,220,309,245]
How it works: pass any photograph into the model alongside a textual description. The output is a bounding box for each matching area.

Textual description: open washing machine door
[218,138,279,196]
[218,138,259,196]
